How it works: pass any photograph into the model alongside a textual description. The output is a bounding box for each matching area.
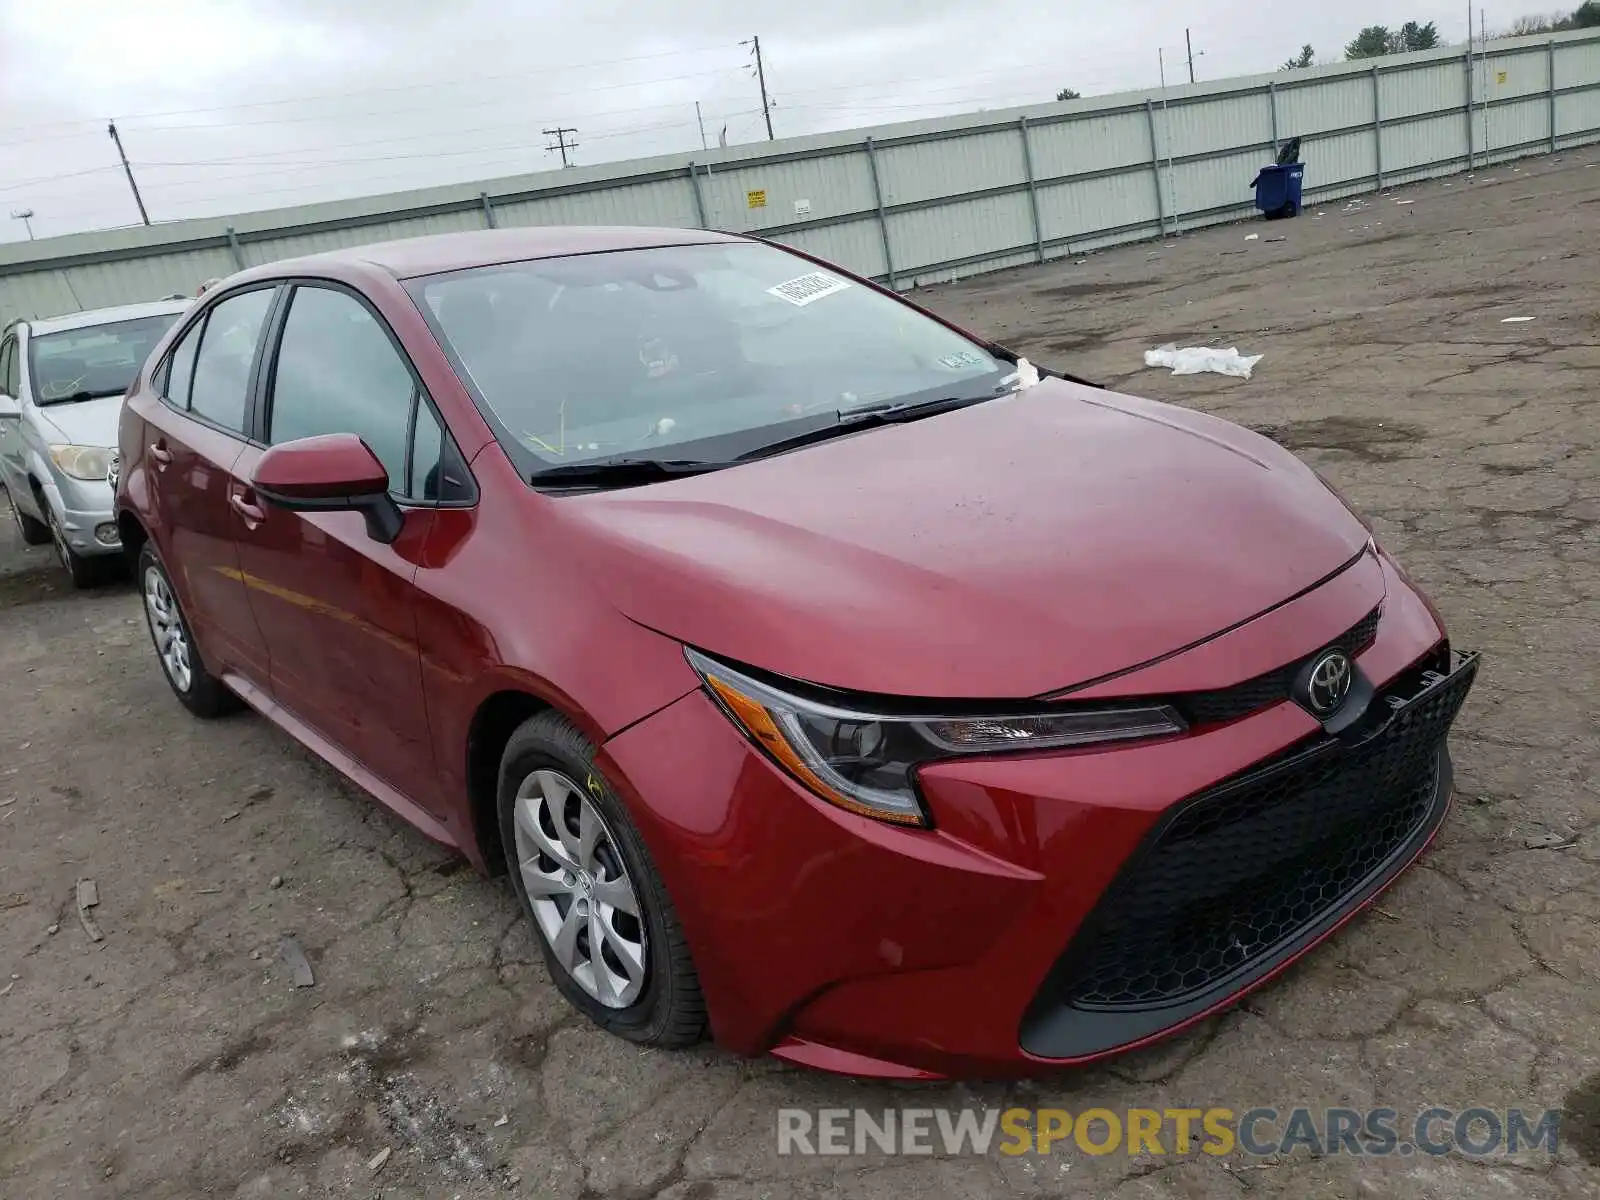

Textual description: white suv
[0,299,189,585]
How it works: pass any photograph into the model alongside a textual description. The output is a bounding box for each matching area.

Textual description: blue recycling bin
[1251,163,1304,218]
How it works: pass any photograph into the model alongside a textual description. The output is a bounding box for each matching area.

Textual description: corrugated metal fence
[4,29,1599,326]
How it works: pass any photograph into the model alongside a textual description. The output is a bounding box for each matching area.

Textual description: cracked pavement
[2,151,1598,1198]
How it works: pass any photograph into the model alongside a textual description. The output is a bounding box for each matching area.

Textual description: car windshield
[411,242,1009,470]
[27,314,181,405]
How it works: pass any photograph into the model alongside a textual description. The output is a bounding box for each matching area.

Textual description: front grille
[1049,649,1475,1012]
[1172,606,1381,727]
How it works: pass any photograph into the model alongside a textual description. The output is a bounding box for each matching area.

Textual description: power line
[0,165,122,196]
[0,43,739,138]
[116,103,752,170]
[0,65,746,151]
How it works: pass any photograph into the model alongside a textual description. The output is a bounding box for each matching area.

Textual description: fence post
[1549,39,1559,153]
[1144,99,1167,237]
[687,163,709,229]
[478,192,498,229]
[1269,80,1280,157]
[864,137,898,291]
[224,226,245,271]
[1464,47,1476,171]
[1372,65,1384,190]
[1019,116,1047,263]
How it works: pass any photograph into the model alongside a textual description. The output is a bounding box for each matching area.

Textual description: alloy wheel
[143,566,193,693]
[512,768,647,1008]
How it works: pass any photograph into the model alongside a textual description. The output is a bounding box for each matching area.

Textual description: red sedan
[115,227,1477,1079]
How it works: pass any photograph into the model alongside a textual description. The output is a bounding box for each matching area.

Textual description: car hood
[558,378,1371,699]
[33,396,122,447]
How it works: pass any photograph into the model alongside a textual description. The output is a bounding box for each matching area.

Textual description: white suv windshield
[412,242,1006,468]
[28,314,181,405]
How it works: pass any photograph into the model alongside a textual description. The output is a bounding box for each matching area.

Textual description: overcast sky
[1,0,1495,243]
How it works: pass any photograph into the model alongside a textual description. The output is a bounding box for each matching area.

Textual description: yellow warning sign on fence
[747,189,767,209]
[1496,70,1508,84]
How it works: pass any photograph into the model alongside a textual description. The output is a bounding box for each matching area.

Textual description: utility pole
[10,208,35,240]
[695,102,708,151]
[107,121,150,226]
[1480,8,1490,160]
[1156,48,1181,232]
[1185,28,1197,83]
[543,126,579,168]
[743,36,774,140]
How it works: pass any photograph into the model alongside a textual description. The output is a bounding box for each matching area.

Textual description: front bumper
[42,475,119,556]
[598,552,1476,1079]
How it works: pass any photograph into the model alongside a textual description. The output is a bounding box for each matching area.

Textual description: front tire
[10,493,50,546]
[46,506,100,589]
[138,543,239,718]
[498,711,707,1048]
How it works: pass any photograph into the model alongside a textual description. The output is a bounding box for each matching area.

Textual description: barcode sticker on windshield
[768,271,851,306]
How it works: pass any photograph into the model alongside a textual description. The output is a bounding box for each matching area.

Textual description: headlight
[48,445,113,481]
[686,649,1186,828]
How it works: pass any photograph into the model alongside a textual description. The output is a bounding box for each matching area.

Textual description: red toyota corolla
[115,227,1477,1079]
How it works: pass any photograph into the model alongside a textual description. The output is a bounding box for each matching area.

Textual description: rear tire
[10,493,50,546]
[498,711,707,1049]
[138,543,240,718]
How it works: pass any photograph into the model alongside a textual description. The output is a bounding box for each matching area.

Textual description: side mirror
[252,433,403,544]
[0,394,19,418]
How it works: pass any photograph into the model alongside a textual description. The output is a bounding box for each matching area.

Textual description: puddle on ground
[1250,415,1422,462]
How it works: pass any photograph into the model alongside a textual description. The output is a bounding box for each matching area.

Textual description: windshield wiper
[735,391,998,464]
[530,457,731,489]
[40,388,125,406]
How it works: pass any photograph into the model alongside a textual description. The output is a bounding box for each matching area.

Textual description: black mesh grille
[1172,607,1382,727]
[1052,650,1474,1011]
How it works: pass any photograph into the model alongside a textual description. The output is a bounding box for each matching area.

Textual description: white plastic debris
[1005,358,1041,389]
[1244,233,1260,241]
[1501,317,1535,324]
[1145,344,1263,379]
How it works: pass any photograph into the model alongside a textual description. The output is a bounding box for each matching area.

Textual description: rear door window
[189,289,274,433]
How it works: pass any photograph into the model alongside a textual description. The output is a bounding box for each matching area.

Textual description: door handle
[229,493,266,525]
[148,441,172,467]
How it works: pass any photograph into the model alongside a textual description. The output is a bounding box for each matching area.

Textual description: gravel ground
[2,150,1597,1199]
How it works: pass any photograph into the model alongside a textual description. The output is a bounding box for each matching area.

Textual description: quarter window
[408,400,473,503]
[0,338,17,398]
[189,289,274,432]
[162,318,205,408]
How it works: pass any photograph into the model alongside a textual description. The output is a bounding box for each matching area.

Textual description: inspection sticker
[768,271,851,306]
[938,350,987,370]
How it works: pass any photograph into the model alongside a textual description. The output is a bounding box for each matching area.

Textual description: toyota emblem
[1305,650,1354,716]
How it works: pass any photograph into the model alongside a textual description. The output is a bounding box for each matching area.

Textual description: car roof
[22,297,192,336]
[262,226,746,282]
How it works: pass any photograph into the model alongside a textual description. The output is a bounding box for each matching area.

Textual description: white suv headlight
[687,649,1186,827]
